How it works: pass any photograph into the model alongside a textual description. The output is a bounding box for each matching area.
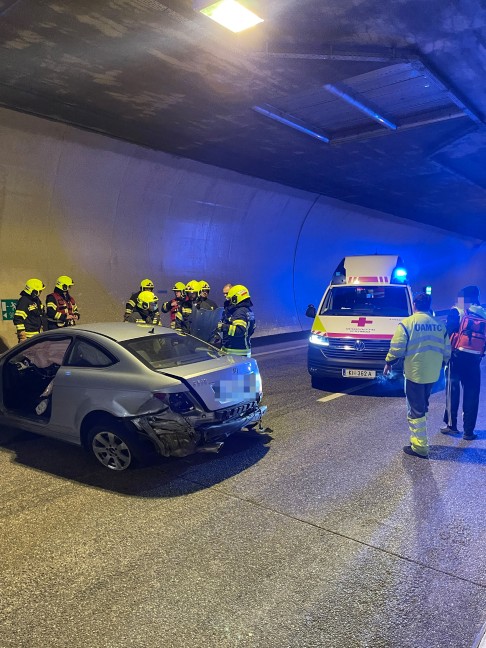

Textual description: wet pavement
[1,342,485,647]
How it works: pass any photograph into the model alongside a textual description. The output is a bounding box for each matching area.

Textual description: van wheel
[87,422,145,471]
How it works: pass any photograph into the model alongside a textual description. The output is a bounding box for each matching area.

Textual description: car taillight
[153,391,195,414]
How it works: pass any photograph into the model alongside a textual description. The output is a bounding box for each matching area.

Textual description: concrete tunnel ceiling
[1,0,485,240]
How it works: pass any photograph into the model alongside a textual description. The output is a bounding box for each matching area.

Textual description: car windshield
[121,332,223,370]
[321,286,410,317]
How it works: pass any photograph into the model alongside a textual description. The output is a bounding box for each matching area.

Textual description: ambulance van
[307,255,413,385]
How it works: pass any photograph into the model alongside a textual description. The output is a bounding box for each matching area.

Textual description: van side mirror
[305,304,316,318]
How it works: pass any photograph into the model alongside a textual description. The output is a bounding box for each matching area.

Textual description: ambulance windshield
[321,286,410,317]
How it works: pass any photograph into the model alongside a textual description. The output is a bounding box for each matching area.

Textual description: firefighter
[124,279,155,322]
[174,280,199,332]
[45,275,80,330]
[219,284,255,357]
[441,285,486,440]
[160,281,185,328]
[13,278,46,343]
[125,291,160,325]
[383,293,451,458]
[196,281,218,310]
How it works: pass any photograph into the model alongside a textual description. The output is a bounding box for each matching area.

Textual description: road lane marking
[317,382,371,402]
[253,343,308,358]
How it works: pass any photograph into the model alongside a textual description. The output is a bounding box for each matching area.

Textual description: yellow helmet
[227,284,250,305]
[55,275,74,291]
[137,291,158,310]
[185,280,200,295]
[172,281,186,293]
[140,278,154,291]
[24,278,45,296]
[199,280,210,294]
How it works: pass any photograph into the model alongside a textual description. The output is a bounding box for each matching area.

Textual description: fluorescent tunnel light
[195,0,263,33]
[253,105,330,143]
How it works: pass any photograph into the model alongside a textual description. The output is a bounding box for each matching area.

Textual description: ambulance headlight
[309,333,329,347]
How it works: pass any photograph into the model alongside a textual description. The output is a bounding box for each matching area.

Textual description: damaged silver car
[0,323,267,471]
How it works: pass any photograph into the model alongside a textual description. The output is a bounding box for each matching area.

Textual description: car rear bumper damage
[131,402,267,458]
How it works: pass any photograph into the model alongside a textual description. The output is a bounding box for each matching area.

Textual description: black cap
[413,292,432,312]
[458,285,480,303]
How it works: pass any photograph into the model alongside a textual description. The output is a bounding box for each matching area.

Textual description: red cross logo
[351,317,373,327]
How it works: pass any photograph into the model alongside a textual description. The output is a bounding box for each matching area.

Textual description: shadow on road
[0,425,272,497]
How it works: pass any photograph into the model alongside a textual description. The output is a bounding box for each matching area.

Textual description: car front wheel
[88,423,142,471]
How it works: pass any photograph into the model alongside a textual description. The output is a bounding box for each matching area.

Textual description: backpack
[451,310,486,355]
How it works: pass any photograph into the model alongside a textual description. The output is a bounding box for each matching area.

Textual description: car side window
[65,339,116,368]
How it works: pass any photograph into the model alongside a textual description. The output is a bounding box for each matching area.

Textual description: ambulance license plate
[342,369,376,379]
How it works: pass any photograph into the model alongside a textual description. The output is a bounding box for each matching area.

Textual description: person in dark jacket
[174,280,199,332]
[126,291,160,325]
[13,278,45,343]
[441,285,486,440]
[45,275,80,330]
[196,281,218,310]
[219,284,255,356]
[160,281,185,328]
[124,278,155,322]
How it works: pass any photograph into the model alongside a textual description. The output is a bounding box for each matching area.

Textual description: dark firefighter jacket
[161,296,183,327]
[13,292,44,338]
[175,297,195,332]
[124,290,141,321]
[221,298,255,355]
[126,307,160,326]
[196,297,218,311]
[46,289,80,330]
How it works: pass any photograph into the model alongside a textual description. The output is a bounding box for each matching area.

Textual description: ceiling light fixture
[194,0,263,33]
[253,105,330,143]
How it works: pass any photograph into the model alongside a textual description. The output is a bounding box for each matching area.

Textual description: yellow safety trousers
[408,414,429,456]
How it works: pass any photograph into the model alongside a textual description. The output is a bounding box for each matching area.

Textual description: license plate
[342,369,376,379]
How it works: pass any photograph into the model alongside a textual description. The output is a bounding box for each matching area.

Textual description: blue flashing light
[425,285,432,295]
[392,267,408,282]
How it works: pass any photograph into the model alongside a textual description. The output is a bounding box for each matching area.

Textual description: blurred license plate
[342,369,376,379]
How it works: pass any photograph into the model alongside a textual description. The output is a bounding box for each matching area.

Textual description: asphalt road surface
[1,341,486,648]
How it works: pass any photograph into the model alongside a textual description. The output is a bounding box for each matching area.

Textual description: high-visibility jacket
[386,311,451,384]
[46,289,79,329]
[13,292,44,338]
[221,299,255,356]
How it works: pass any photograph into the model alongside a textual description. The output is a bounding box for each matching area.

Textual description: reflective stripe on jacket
[126,308,160,326]
[386,311,451,384]
[46,289,79,328]
[221,301,255,355]
[13,293,44,334]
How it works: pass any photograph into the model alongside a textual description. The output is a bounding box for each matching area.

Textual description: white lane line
[317,382,371,402]
[253,343,308,358]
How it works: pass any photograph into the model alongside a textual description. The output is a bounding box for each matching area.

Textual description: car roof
[68,322,177,343]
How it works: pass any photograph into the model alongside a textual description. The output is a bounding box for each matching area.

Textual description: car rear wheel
[88,423,143,471]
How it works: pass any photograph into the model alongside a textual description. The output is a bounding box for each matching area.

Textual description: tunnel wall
[0,107,484,349]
